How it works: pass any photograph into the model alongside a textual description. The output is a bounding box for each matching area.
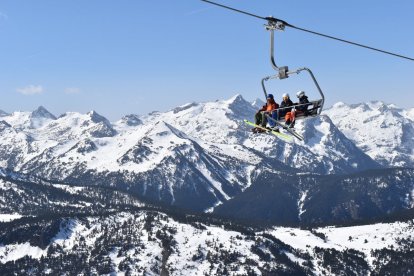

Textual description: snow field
[266,220,414,269]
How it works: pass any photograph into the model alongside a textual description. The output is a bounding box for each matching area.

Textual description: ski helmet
[267,94,274,99]
[282,93,289,98]
[296,91,305,98]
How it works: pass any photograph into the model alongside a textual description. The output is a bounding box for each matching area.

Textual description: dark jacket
[296,95,310,112]
[279,98,294,115]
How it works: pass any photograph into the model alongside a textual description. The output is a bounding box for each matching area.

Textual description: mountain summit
[0,97,413,275]
[0,95,410,212]
[31,106,56,120]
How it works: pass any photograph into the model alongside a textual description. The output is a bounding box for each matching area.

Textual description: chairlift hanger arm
[200,0,414,62]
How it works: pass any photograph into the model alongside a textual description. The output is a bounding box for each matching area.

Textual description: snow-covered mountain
[325,101,414,168]
[251,97,265,109]
[0,170,144,217]
[2,106,56,130]
[141,95,379,174]
[1,209,413,275]
[215,167,414,225]
[1,94,414,275]
[0,96,381,212]
[1,170,413,275]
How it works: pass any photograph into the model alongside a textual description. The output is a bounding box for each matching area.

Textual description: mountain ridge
[0,96,411,214]
[0,178,412,275]
[325,101,414,168]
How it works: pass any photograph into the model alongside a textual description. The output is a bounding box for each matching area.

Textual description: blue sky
[0,0,413,120]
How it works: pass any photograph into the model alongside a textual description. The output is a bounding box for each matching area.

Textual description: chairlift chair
[261,17,325,123]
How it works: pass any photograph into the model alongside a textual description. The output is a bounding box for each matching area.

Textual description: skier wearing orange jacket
[253,94,279,132]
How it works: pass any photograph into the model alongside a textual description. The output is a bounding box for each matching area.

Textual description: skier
[285,90,310,128]
[278,93,294,125]
[253,94,279,132]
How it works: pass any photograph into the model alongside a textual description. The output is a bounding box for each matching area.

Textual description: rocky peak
[121,114,142,126]
[31,106,56,120]
[226,94,246,105]
[226,94,256,118]
[87,110,110,124]
[0,120,11,128]
[251,98,265,109]
[0,120,12,132]
[83,111,116,138]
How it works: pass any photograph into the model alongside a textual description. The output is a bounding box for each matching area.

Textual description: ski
[243,119,293,142]
[266,115,304,141]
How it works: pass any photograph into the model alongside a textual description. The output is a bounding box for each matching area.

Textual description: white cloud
[16,85,44,95]
[64,87,81,94]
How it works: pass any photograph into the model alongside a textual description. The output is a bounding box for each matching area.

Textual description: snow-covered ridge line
[0,96,409,212]
[325,101,414,167]
[267,220,414,269]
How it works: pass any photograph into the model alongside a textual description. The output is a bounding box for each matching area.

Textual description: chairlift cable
[200,0,267,21]
[288,25,414,61]
[200,0,414,62]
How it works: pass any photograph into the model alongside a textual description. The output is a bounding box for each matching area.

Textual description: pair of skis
[266,115,304,141]
[244,119,293,142]
[244,116,304,142]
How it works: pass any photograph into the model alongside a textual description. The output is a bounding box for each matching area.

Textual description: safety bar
[263,101,319,113]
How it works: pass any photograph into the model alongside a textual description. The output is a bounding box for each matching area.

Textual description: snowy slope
[146,94,379,174]
[1,98,413,275]
[325,101,414,167]
[404,107,414,121]
[0,214,22,222]
[0,97,383,211]
[251,97,266,109]
[0,171,144,217]
[2,106,55,130]
[1,168,413,275]
[0,121,33,169]
[266,220,414,273]
[0,210,412,275]
[0,212,303,274]
[0,98,379,177]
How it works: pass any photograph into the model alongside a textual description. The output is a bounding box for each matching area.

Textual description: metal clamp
[264,17,285,31]
[278,66,289,79]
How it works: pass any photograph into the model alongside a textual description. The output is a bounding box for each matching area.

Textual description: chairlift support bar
[265,17,286,71]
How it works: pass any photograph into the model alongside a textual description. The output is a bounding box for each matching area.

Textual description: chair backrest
[307,99,323,116]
